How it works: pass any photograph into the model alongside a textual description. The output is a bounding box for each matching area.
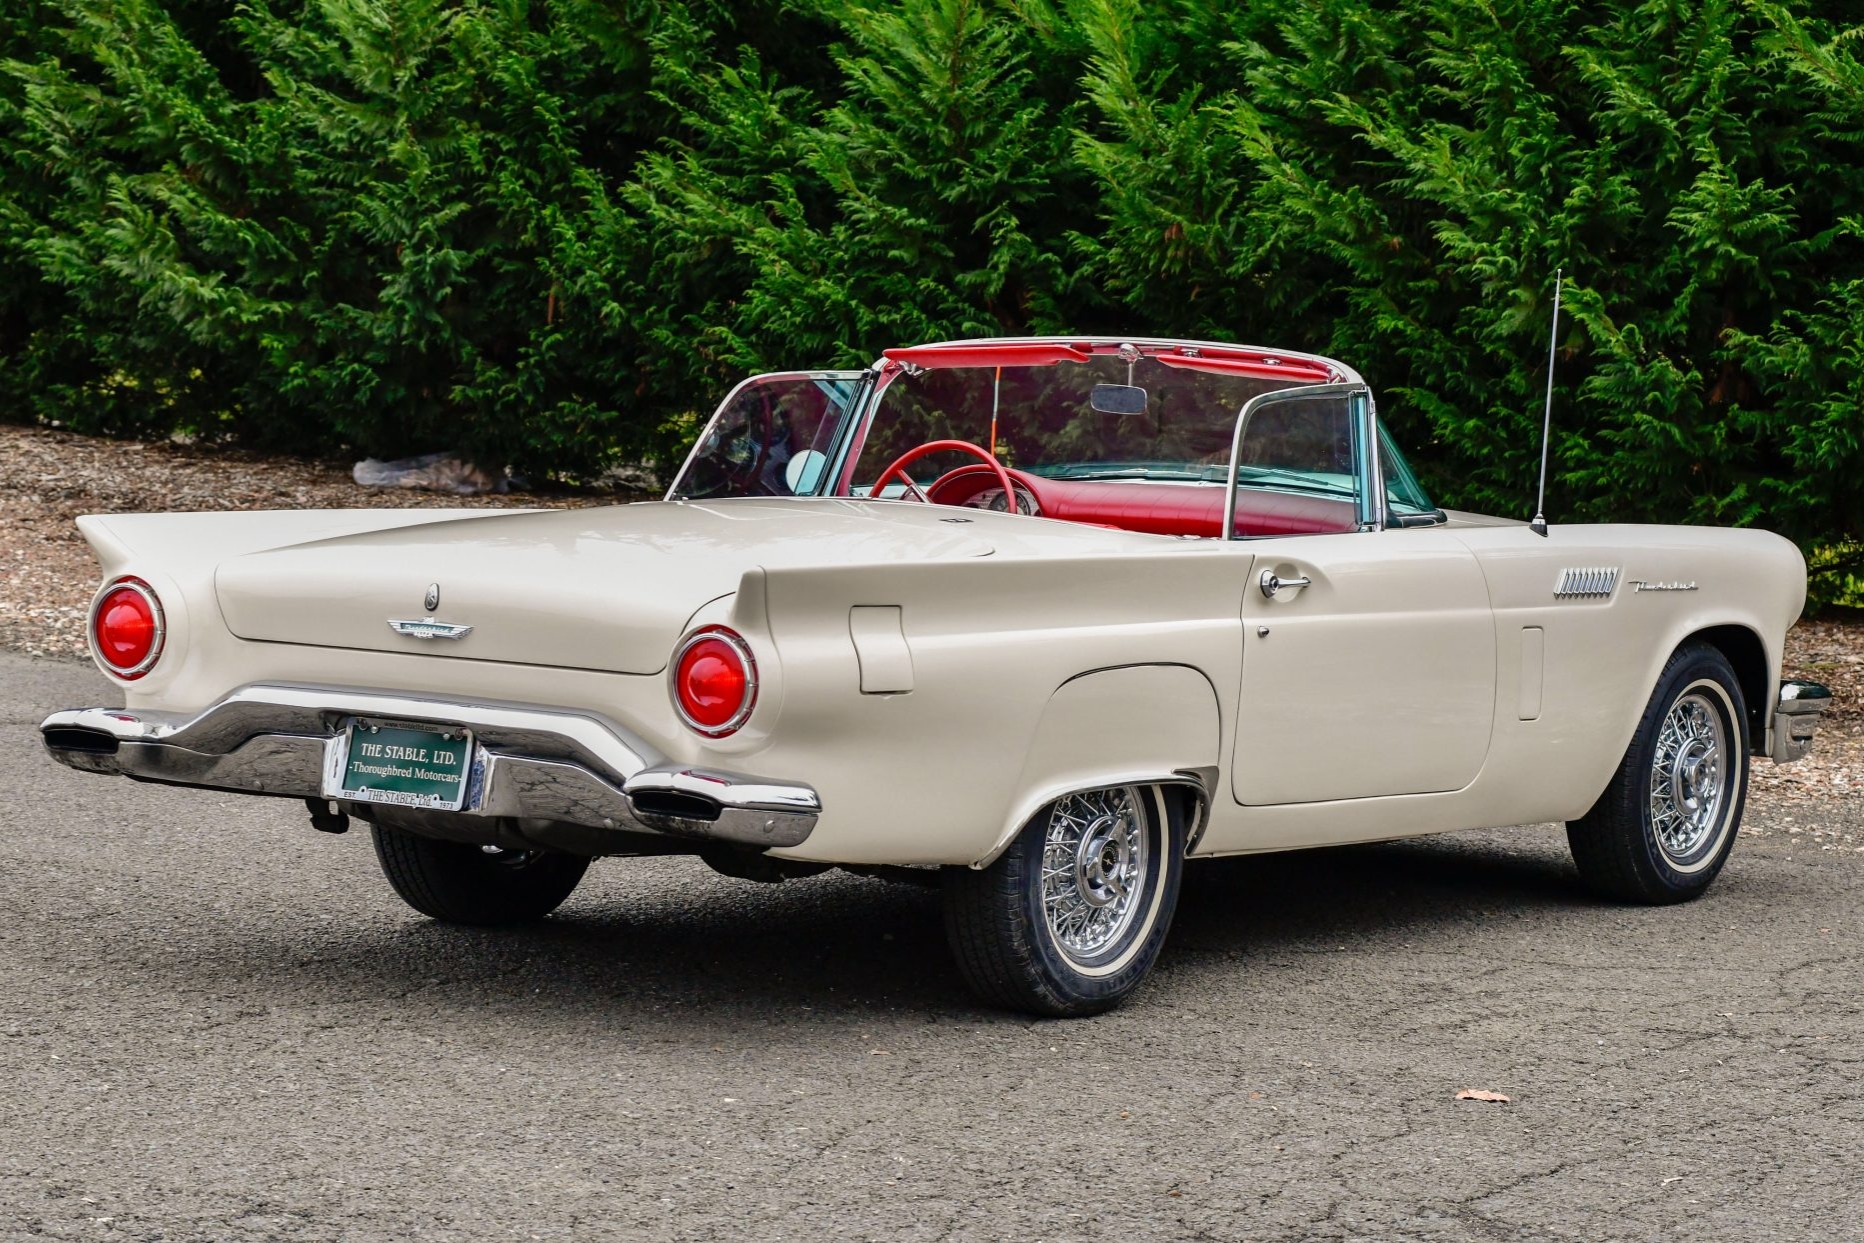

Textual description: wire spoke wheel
[944,781,1187,1016]
[1647,691,1729,865]
[1038,785,1149,964]
[1567,644,1749,905]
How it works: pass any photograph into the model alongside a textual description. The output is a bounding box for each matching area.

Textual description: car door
[1220,386,1497,806]
[1230,528,1497,804]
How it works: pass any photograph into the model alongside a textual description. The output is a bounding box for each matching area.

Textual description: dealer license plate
[326,720,473,811]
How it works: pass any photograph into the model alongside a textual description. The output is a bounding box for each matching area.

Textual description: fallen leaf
[1456,1088,1511,1103]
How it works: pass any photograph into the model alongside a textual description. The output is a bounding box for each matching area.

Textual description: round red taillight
[671,627,757,737]
[90,577,165,679]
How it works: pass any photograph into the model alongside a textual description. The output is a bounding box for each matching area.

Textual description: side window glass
[1378,426,1438,517]
[1227,386,1368,537]
[1236,395,1356,482]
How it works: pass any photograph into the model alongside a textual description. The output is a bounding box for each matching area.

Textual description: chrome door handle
[1259,569,1312,599]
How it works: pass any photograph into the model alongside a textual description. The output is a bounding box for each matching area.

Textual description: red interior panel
[1027,478,1354,537]
[926,468,1355,538]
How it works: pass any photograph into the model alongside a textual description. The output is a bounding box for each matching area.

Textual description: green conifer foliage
[2,0,1860,586]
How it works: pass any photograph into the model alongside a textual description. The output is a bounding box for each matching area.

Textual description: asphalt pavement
[2,652,1860,1242]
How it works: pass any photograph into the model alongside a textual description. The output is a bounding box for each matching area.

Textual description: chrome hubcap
[1650,692,1727,862]
[1041,787,1148,961]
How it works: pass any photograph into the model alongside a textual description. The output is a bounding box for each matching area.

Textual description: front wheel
[371,825,591,924]
[943,784,1185,1017]
[1566,642,1749,904]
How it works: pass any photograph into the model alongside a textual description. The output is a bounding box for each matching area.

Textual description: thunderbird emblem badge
[388,618,473,640]
[391,583,468,639]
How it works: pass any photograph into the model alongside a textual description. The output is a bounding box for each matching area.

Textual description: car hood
[212,498,1155,674]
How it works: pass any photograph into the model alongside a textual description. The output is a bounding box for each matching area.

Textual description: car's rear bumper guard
[39,686,819,849]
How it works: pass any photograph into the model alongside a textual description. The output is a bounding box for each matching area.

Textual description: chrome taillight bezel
[88,576,166,680]
[669,625,759,738]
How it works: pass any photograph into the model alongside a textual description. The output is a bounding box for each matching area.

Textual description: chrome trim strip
[40,687,819,850]
[1360,386,1387,533]
[1770,679,1831,765]
[974,772,1214,868]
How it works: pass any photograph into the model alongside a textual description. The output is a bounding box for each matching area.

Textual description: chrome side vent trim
[1555,567,1620,599]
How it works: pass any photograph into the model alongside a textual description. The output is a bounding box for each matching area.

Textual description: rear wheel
[1566,643,1749,903]
[944,784,1184,1017]
[371,825,590,924]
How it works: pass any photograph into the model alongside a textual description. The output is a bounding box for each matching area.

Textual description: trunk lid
[213,499,1006,674]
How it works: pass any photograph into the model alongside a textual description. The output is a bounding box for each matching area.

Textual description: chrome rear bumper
[1770,680,1832,765]
[40,686,819,850]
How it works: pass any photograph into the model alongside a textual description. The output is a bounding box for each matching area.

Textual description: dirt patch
[1749,617,1864,809]
[1781,617,1864,730]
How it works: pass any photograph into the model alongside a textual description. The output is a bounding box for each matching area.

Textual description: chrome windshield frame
[1220,381,1384,540]
[668,338,1373,508]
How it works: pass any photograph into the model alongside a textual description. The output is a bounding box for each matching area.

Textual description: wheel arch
[972,663,1221,868]
[1683,623,1771,753]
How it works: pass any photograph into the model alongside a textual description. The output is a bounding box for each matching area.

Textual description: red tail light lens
[671,627,757,737]
[90,578,165,679]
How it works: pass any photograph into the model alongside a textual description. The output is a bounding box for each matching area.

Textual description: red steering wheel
[870,439,1022,511]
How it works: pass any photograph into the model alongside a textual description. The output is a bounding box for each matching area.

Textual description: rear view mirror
[1090,383,1149,415]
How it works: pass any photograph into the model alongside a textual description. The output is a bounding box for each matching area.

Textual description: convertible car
[42,336,1832,1016]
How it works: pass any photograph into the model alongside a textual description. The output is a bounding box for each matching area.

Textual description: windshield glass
[666,344,1436,525]
[671,372,867,500]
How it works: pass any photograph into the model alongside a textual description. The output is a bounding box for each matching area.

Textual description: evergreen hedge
[3,1,1861,588]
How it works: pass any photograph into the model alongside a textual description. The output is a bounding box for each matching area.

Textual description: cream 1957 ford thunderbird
[42,336,1833,1016]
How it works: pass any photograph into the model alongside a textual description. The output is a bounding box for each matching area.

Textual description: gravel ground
[3,652,1862,1243]
[0,424,602,660]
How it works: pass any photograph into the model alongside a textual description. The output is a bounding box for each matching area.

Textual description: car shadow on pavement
[1175,827,1586,942]
[75,828,1610,1031]
[257,828,1598,1024]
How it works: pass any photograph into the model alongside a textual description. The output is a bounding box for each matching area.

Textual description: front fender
[973,664,1221,867]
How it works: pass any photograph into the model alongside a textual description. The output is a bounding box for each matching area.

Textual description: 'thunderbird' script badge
[1627,580,1699,593]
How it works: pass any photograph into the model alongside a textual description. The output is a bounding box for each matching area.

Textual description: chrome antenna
[1529,267,1563,538]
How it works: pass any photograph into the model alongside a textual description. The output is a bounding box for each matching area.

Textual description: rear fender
[975,664,1221,867]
